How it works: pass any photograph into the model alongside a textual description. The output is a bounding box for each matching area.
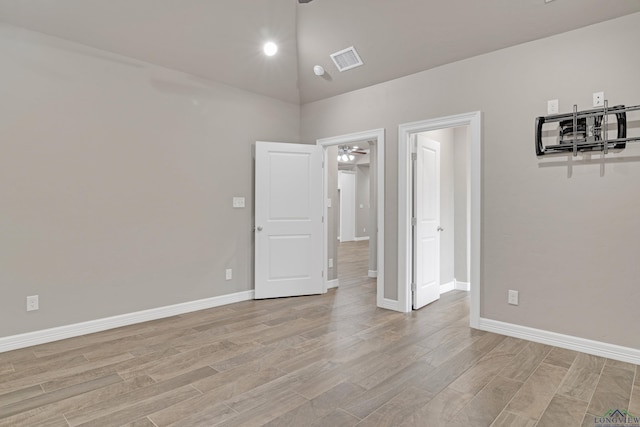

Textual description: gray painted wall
[301,13,640,349]
[0,24,300,337]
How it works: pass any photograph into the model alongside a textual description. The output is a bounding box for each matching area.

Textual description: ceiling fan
[337,145,367,162]
[298,0,314,3]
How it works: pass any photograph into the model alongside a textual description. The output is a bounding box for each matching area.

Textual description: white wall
[355,165,370,239]
[0,24,300,337]
[301,13,640,349]
[327,146,339,281]
[338,171,356,241]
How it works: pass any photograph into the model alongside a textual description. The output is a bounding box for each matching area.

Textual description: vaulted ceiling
[1,0,639,105]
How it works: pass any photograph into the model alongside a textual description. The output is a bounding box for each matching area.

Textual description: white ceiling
[2,0,639,105]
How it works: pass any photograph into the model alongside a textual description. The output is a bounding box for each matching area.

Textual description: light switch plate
[547,99,558,114]
[232,197,245,208]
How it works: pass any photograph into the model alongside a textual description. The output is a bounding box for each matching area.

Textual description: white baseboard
[327,279,339,289]
[378,297,402,312]
[455,280,470,291]
[0,290,255,354]
[368,270,378,278]
[354,236,370,241]
[439,281,455,294]
[479,318,640,365]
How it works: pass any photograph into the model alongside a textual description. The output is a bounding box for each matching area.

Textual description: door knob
[256,226,263,231]
[437,226,444,232]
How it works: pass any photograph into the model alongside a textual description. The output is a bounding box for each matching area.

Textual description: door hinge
[411,282,417,292]
[411,152,417,161]
[411,217,417,227]
[322,270,324,278]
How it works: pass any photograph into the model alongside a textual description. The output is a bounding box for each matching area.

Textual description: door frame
[317,129,388,309]
[398,112,481,328]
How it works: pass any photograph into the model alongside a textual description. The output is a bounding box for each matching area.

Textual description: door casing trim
[398,112,482,327]
[317,129,388,309]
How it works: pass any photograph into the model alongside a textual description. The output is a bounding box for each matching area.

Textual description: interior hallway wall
[301,12,640,349]
[327,146,339,281]
[355,164,370,240]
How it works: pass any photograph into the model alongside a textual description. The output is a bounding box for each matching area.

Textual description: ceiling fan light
[349,154,354,161]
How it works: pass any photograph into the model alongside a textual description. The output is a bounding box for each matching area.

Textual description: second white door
[254,141,324,299]
[413,135,441,309]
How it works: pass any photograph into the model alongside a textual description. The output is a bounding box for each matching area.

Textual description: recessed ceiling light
[263,42,278,57]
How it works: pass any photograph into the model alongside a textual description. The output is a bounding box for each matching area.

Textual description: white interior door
[413,135,441,309]
[338,171,356,242]
[255,141,324,299]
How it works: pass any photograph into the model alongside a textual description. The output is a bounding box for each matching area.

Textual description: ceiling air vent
[330,46,363,72]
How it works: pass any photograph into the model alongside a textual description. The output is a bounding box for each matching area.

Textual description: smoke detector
[330,46,363,72]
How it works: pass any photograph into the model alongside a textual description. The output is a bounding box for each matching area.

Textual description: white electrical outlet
[547,99,559,114]
[593,92,605,107]
[225,269,232,280]
[508,290,519,306]
[328,258,333,268]
[327,198,332,208]
[232,197,245,208]
[26,295,39,311]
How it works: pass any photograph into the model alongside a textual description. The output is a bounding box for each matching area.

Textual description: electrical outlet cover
[26,295,39,311]
[593,92,604,107]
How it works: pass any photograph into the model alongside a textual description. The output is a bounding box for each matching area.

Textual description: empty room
[1,1,640,426]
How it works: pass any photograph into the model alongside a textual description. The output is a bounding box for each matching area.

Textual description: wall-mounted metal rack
[535,102,640,156]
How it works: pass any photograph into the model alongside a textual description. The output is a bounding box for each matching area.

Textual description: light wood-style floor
[1,240,639,426]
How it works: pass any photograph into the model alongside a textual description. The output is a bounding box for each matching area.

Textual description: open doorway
[398,112,482,327]
[317,129,389,309]
[336,142,373,288]
[411,127,471,309]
